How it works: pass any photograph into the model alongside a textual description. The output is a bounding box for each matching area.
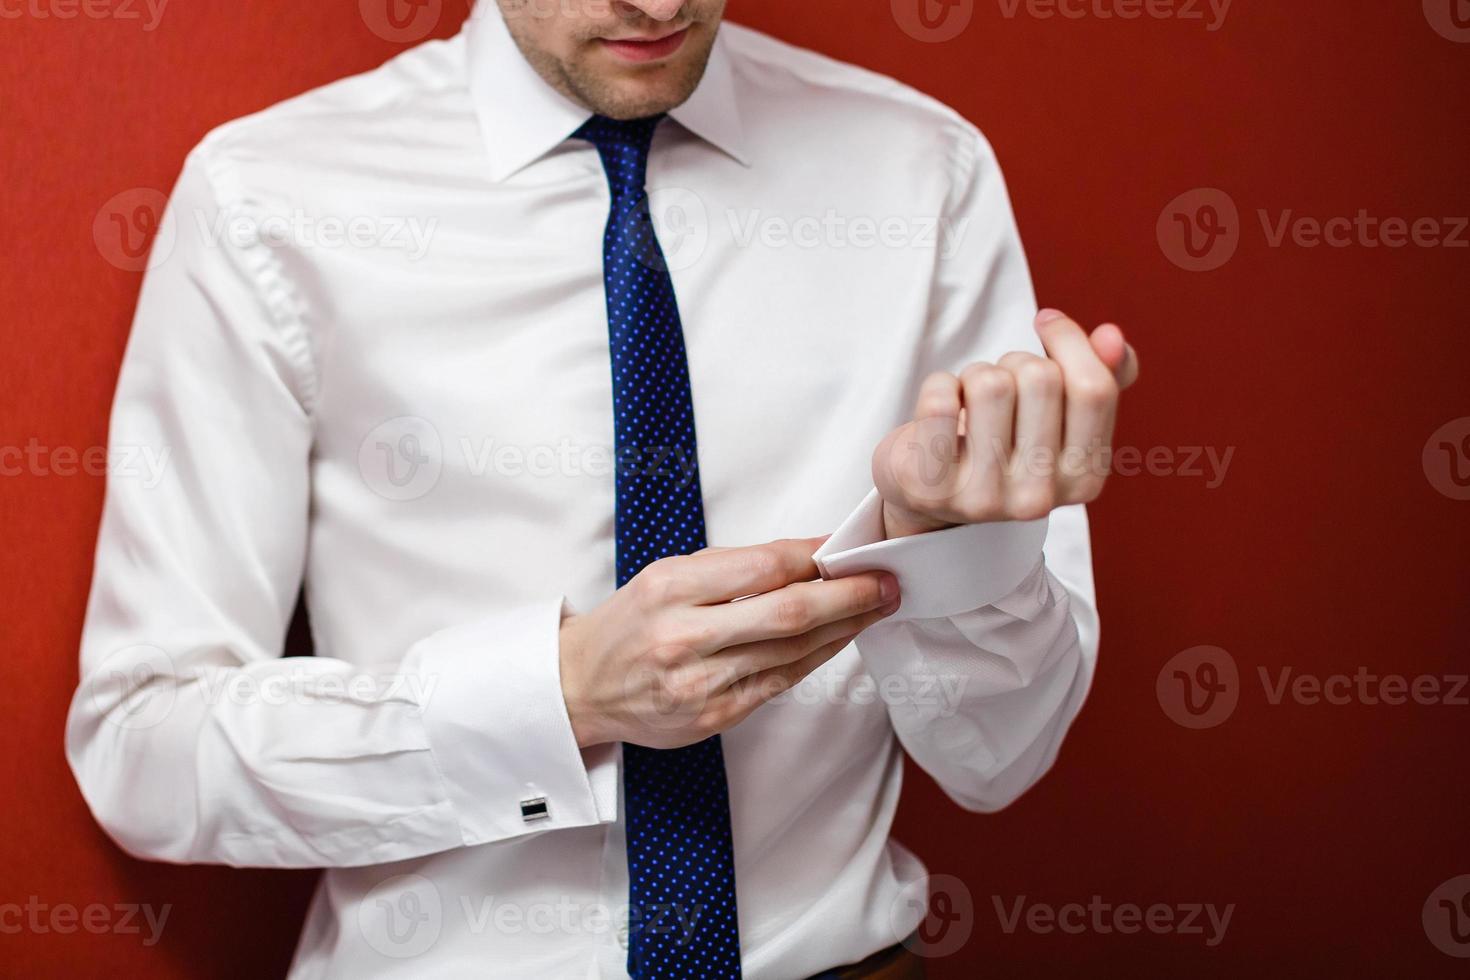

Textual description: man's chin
[570,53,711,119]
[572,85,680,120]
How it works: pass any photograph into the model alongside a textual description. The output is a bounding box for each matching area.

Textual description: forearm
[815,497,1099,811]
[856,557,1092,811]
[66,597,616,868]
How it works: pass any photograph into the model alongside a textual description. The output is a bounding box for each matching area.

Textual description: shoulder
[179,34,472,207]
[720,22,998,180]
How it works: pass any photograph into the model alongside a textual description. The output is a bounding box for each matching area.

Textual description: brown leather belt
[807,939,927,980]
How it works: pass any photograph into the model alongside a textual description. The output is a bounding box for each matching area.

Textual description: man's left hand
[873,309,1140,539]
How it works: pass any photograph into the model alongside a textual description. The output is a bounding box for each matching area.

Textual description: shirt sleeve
[64,149,616,869]
[812,125,1099,812]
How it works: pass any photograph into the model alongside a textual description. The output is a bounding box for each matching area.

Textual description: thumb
[1089,323,1139,390]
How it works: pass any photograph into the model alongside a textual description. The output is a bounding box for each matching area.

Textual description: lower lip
[600,27,690,63]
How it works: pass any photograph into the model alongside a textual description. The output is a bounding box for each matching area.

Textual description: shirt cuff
[406,597,618,847]
[812,489,1049,622]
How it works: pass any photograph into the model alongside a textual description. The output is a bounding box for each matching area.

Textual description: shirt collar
[465,4,749,183]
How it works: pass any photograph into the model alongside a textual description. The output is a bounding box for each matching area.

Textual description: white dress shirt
[66,7,1099,979]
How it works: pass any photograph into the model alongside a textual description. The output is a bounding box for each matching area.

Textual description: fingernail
[879,574,900,602]
[1036,308,1066,325]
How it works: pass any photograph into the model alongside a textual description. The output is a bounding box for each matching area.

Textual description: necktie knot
[574,113,666,198]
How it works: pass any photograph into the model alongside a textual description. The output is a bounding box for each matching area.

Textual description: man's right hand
[558,537,901,750]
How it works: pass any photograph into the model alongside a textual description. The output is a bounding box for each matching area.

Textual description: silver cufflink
[520,796,549,822]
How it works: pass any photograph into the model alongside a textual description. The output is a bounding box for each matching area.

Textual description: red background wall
[3,1,1468,976]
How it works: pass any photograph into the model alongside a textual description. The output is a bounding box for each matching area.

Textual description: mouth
[598,25,691,64]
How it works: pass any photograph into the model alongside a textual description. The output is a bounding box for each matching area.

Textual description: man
[66,0,1137,977]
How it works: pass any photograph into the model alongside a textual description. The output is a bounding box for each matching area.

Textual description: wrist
[557,613,602,749]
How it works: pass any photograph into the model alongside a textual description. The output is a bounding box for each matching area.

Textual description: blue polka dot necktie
[573,112,743,979]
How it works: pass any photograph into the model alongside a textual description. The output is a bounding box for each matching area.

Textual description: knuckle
[692,708,725,740]
[958,486,1007,522]
[771,594,814,633]
[1069,374,1118,409]
[916,391,959,419]
[961,364,1015,401]
[1016,357,1062,392]
[741,545,787,585]
[916,372,961,411]
[921,370,960,391]
[958,361,994,382]
[1008,483,1057,521]
[635,560,683,606]
[662,668,704,705]
[675,619,718,652]
[648,638,691,670]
